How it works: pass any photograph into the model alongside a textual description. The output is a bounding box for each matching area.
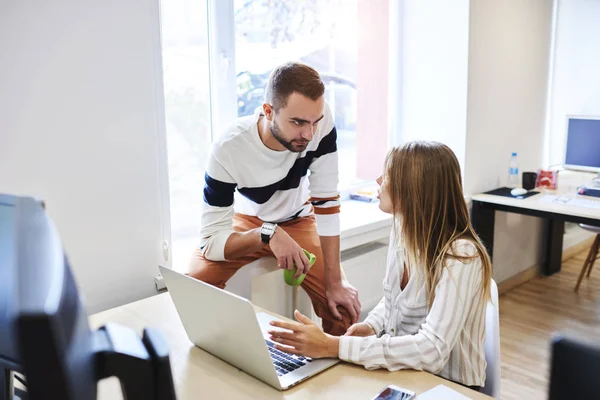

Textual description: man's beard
[270,120,309,153]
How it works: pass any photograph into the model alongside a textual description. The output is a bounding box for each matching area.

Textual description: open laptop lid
[158,266,281,389]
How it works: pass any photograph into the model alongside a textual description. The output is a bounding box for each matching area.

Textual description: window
[160,0,211,266]
[160,0,392,270]
[234,0,359,187]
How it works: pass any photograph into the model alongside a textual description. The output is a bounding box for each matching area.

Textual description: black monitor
[564,117,600,177]
[0,194,176,400]
[549,334,600,400]
[0,194,95,400]
[0,196,25,398]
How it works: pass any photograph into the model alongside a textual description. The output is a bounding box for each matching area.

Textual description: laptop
[158,265,339,390]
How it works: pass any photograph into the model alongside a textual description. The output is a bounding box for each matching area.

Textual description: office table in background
[90,293,490,400]
[471,191,600,275]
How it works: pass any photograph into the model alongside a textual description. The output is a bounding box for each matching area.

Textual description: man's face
[267,93,325,153]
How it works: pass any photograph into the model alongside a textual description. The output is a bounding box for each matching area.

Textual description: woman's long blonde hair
[385,141,492,307]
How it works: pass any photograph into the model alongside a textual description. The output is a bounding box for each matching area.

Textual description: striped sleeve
[363,297,386,335]
[199,150,237,261]
[338,248,483,372]
[308,103,340,237]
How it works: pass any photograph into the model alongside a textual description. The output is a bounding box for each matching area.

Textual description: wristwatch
[260,222,277,244]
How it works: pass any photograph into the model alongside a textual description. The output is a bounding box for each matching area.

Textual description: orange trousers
[187,214,352,335]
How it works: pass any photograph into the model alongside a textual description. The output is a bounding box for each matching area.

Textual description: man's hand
[269,228,310,279]
[326,281,361,324]
[268,310,340,359]
[344,322,376,337]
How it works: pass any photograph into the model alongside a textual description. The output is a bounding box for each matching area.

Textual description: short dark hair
[264,62,325,111]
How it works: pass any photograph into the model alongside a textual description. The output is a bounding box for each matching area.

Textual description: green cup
[283,249,316,286]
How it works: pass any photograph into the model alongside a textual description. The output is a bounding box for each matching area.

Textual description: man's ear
[263,103,274,121]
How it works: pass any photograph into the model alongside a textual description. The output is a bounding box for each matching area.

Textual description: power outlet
[154,274,166,291]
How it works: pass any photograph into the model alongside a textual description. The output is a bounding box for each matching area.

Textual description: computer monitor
[0,193,176,400]
[548,334,600,400]
[0,196,23,398]
[564,116,600,176]
[0,194,96,400]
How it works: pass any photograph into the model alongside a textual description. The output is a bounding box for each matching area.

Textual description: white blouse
[338,233,487,387]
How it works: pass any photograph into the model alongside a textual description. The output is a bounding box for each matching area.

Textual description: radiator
[224,238,390,325]
[295,238,389,325]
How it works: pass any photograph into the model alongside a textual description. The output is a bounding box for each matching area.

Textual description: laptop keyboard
[265,340,312,376]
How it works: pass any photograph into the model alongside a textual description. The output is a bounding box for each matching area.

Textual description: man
[187,62,360,335]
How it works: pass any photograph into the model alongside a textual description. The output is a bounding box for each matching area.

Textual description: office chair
[574,224,600,292]
[548,334,600,400]
[481,279,500,398]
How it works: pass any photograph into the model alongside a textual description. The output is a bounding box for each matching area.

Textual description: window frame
[208,0,403,193]
[158,0,403,266]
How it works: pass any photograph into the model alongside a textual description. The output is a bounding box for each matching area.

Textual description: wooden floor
[499,249,600,400]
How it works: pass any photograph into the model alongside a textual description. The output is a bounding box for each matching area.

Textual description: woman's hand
[268,310,340,359]
[344,322,376,337]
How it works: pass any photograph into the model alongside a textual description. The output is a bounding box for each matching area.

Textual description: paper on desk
[417,384,472,399]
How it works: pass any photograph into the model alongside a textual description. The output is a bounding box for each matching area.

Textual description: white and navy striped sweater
[199,104,341,261]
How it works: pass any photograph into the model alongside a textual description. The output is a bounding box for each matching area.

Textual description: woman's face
[376,174,393,214]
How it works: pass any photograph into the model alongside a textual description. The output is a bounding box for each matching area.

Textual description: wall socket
[154,273,166,291]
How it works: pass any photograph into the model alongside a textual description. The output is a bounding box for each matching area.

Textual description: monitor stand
[0,324,174,400]
[592,173,600,188]
[1,369,27,400]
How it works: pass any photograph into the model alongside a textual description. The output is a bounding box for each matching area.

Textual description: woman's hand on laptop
[269,229,310,278]
[268,310,340,359]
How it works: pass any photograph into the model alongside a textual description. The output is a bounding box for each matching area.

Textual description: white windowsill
[339,200,392,251]
[340,194,478,251]
[157,201,392,290]
[163,199,393,285]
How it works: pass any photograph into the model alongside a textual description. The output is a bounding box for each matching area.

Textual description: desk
[90,293,490,399]
[471,192,600,275]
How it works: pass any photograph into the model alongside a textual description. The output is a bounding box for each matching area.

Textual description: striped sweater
[199,104,340,261]
[339,232,487,387]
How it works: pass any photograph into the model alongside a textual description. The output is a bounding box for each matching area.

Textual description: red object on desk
[536,169,558,189]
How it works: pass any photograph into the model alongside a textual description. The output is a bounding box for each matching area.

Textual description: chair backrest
[481,279,500,398]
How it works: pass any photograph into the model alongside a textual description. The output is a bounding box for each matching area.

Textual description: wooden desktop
[90,293,490,399]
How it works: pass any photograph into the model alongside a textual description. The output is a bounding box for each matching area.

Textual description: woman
[268,141,492,388]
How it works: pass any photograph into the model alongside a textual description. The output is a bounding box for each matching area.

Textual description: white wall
[547,0,600,166]
[0,1,170,313]
[394,0,555,282]
[464,0,554,282]
[398,0,471,170]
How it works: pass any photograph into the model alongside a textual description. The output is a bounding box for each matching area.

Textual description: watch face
[262,223,276,240]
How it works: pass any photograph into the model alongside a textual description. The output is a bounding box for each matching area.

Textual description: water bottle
[508,152,519,188]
